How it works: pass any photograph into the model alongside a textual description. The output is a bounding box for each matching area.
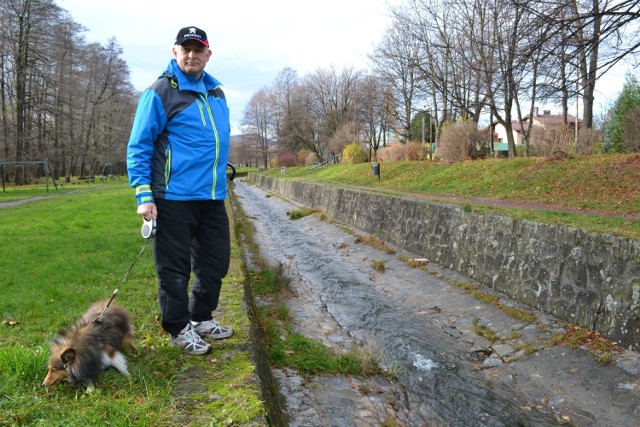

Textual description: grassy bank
[267,154,640,239]
[0,183,264,426]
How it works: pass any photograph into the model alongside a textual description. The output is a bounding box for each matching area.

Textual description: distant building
[493,108,582,146]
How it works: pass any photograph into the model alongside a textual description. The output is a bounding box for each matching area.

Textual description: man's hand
[137,202,157,221]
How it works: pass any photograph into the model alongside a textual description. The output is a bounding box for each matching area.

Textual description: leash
[95,288,120,323]
[94,220,155,323]
[93,161,235,324]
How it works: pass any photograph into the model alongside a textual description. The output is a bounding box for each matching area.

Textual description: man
[126,26,232,355]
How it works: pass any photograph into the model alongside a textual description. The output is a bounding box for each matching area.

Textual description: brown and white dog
[42,299,136,392]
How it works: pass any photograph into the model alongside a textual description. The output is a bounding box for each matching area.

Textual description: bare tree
[369,21,422,142]
[241,88,277,169]
[265,68,321,160]
[289,80,324,160]
[395,0,490,125]
[357,74,395,159]
[517,0,640,129]
[393,0,520,156]
[377,0,640,163]
[619,107,640,152]
[272,67,299,151]
[305,65,363,155]
[0,0,135,183]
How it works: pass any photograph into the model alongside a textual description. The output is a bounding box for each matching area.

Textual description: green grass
[371,260,386,273]
[0,183,264,426]
[354,234,397,255]
[0,178,125,202]
[287,207,316,220]
[247,264,383,377]
[260,154,640,239]
[268,332,379,375]
[450,280,537,324]
[235,167,260,175]
[473,324,499,343]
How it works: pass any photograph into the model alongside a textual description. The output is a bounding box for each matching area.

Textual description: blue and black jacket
[126,59,230,204]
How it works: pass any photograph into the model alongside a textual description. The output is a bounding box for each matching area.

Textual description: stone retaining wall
[247,174,640,351]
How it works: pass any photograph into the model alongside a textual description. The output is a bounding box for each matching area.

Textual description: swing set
[0,160,59,193]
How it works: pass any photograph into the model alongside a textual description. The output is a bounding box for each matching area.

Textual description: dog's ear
[61,348,76,367]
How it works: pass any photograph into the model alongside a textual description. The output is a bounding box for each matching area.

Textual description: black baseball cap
[175,26,209,47]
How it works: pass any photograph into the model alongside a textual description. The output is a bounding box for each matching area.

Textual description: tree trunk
[14,4,32,184]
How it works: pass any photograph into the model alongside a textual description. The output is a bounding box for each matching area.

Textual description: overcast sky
[58,0,403,133]
[58,0,631,133]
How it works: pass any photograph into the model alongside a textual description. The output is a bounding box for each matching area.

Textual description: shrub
[437,119,482,162]
[329,121,360,155]
[527,126,603,157]
[377,142,431,161]
[342,143,367,164]
[377,144,406,162]
[405,142,431,161]
[305,151,319,165]
[619,107,640,152]
[528,126,573,157]
[604,74,640,153]
[297,149,312,165]
[277,151,298,167]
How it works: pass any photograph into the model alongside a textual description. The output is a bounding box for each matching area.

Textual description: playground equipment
[0,160,58,192]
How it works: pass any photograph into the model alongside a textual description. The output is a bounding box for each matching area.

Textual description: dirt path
[327,183,640,220]
[0,189,88,208]
[0,195,56,207]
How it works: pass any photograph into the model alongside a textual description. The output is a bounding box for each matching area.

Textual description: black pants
[153,199,230,336]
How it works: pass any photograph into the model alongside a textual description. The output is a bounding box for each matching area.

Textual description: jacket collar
[163,59,221,92]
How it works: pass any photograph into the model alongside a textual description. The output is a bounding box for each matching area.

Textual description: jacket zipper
[199,93,220,199]
[195,99,207,126]
[164,146,172,190]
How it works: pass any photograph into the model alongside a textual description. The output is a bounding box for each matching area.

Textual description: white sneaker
[191,319,234,340]
[170,323,212,354]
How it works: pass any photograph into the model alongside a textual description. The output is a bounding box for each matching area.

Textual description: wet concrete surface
[233,178,640,427]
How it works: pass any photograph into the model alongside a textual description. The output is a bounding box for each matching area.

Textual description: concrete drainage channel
[231,179,640,427]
